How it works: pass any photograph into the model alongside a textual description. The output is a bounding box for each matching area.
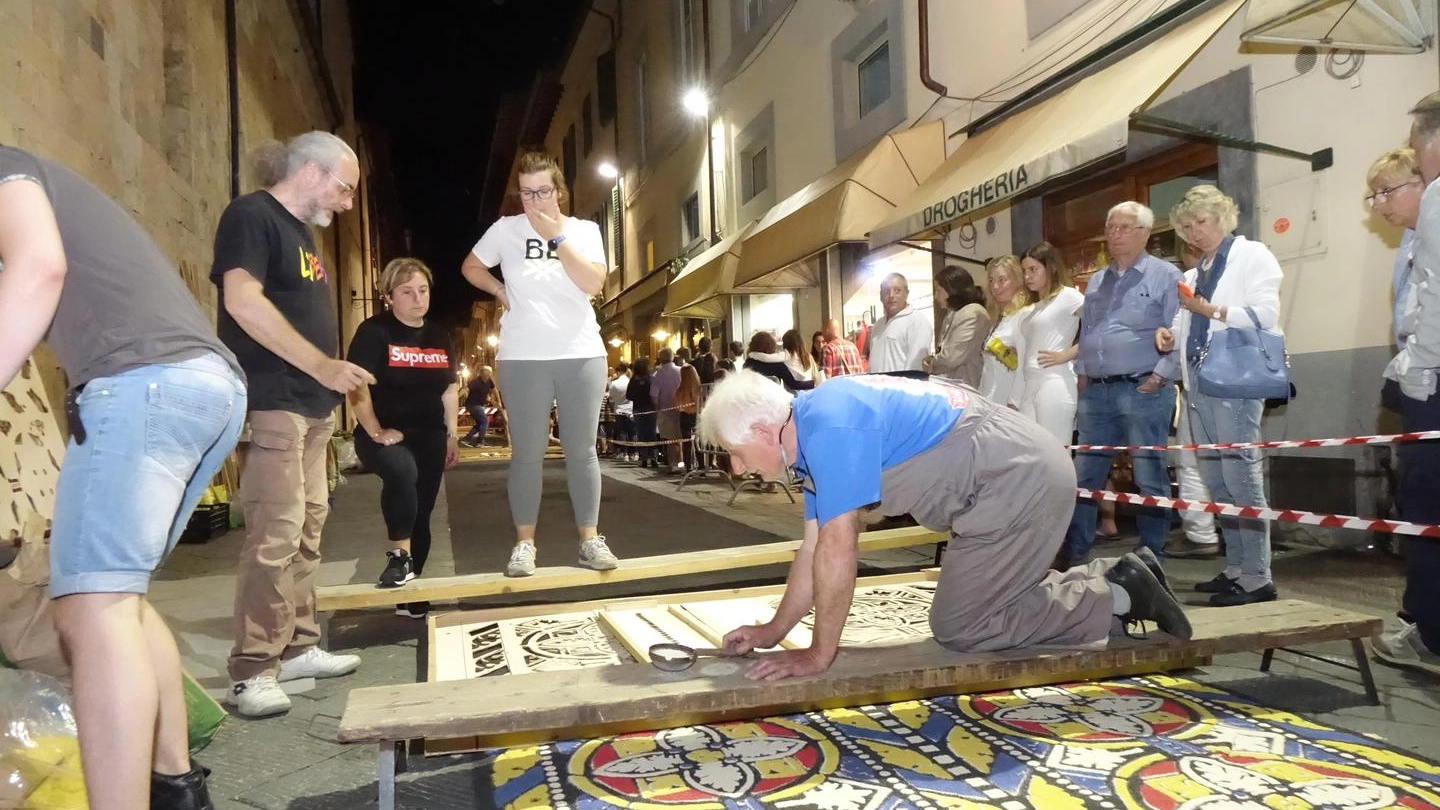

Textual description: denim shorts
[50,353,247,597]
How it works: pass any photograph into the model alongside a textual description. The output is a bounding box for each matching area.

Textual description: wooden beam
[340,599,1380,748]
[317,526,947,612]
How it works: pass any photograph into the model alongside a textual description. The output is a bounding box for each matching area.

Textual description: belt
[1087,373,1146,385]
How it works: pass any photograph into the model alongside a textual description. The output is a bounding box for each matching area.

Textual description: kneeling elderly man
[698,370,1191,680]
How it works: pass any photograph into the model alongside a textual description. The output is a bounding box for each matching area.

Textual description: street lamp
[683,88,719,245]
[598,161,619,180]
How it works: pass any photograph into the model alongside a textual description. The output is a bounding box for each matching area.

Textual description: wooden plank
[318,526,946,612]
[341,599,1379,747]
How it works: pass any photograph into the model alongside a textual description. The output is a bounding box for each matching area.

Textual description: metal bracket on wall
[1131,113,1334,172]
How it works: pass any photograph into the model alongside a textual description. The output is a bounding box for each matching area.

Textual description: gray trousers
[498,357,607,527]
[880,392,1116,652]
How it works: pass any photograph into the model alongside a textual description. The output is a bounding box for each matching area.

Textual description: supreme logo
[388,345,449,368]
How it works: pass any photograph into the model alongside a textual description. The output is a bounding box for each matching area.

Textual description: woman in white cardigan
[1156,184,1284,607]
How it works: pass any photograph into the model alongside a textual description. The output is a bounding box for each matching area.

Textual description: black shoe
[377,550,415,589]
[1167,538,1222,559]
[1194,572,1238,594]
[1131,546,1172,596]
[1209,582,1278,607]
[1106,553,1193,641]
[151,761,214,810]
[395,600,430,619]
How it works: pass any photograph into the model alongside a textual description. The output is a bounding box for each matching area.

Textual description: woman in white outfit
[1155,185,1283,607]
[1015,242,1083,442]
[781,329,824,385]
[978,255,1033,404]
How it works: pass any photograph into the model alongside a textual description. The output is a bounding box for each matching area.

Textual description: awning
[662,221,757,319]
[601,268,669,322]
[869,0,1244,250]
[734,120,946,290]
[1242,0,1432,54]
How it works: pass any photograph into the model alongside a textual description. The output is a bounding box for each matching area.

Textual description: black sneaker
[377,550,414,589]
[1209,581,1278,607]
[395,600,430,619]
[151,761,214,810]
[1106,553,1193,641]
[1131,546,1172,596]
[1195,572,1238,594]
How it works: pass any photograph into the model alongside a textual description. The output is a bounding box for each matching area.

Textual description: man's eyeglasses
[1365,179,1419,207]
[518,186,557,201]
[325,168,355,199]
[1105,223,1142,235]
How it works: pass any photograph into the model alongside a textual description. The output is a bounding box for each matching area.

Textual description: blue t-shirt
[792,375,968,528]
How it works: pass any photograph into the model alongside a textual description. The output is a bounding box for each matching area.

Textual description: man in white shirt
[865,273,933,373]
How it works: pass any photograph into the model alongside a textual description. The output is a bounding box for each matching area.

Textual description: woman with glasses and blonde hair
[1015,242,1084,441]
[1365,147,1424,350]
[346,258,459,618]
[1154,184,1283,607]
[978,255,1033,404]
[461,151,618,578]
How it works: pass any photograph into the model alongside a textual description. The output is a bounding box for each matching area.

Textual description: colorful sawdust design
[488,674,1440,809]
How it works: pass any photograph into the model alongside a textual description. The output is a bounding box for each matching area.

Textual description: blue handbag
[1193,306,1293,400]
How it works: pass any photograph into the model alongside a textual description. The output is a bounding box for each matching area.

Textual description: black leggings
[354,428,447,576]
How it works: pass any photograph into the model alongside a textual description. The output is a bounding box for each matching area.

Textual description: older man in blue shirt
[1065,201,1182,566]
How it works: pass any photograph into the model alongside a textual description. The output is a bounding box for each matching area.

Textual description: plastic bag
[0,669,87,809]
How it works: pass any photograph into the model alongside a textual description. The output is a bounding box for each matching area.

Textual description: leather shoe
[151,761,214,810]
[1167,537,1222,559]
[1131,546,1172,596]
[1194,573,1238,594]
[1209,581,1278,607]
[1106,553,1193,641]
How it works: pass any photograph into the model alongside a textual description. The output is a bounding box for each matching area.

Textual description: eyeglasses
[517,186,557,201]
[325,168,356,199]
[1365,179,1419,207]
[1105,223,1142,235]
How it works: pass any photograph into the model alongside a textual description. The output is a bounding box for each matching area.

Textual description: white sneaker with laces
[505,542,537,577]
[578,536,619,571]
[227,675,291,718]
[278,647,361,682]
[1372,620,1440,674]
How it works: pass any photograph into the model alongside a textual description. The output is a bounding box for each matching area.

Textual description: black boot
[151,762,214,810]
[1106,553,1193,641]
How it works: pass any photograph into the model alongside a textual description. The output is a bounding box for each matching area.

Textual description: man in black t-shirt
[461,365,496,446]
[211,131,373,719]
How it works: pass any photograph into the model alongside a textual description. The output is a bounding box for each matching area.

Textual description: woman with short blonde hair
[1365,147,1423,350]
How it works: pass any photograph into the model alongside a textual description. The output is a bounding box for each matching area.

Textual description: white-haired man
[1064,201,1183,567]
[698,369,1190,681]
[212,132,374,717]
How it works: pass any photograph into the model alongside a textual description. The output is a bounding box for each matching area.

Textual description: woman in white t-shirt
[1015,242,1084,443]
[978,255,1032,404]
[781,329,824,385]
[461,151,617,578]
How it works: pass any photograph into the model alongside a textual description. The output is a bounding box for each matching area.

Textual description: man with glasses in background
[211,131,374,718]
[1062,201,1182,568]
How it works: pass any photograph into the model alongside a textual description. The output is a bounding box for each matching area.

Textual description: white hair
[696,369,793,448]
[1107,201,1154,230]
[287,131,356,177]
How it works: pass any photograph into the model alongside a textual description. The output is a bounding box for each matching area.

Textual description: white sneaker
[578,536,619,571]
[505,542,537,578]
[1372,620,1440,675]
[278,647,361,682]
[227,675,291,718]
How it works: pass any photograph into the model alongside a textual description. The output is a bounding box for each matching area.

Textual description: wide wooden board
[343,599,1380,748]
[317,525,946,612]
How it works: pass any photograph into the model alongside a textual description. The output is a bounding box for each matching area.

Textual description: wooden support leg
[1351,637,1381,706]
[1259,648,1275,672]
[377,742,396,810]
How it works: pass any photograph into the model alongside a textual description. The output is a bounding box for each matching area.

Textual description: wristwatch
[548,233,567,251]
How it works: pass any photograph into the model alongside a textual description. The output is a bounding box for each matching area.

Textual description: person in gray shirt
[1064,201,1181,567]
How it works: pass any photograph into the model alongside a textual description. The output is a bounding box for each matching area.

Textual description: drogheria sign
[921,165,1030,227]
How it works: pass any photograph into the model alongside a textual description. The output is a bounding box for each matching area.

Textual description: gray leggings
[498,357,607,527]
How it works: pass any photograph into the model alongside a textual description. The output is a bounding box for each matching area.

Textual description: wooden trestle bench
[338,594,1382,810]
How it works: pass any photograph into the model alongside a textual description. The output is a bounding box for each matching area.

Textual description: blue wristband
[548,234,567,250]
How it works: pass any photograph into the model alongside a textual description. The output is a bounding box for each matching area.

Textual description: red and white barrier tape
[1067,430,1440,453]
[1078,488,1440,538]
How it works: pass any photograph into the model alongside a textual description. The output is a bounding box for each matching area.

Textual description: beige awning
[733,120,946,290]
[662,222,757,319]
[1243,0,1431,53]
[869,0,1244,249]
[601,268,669,321]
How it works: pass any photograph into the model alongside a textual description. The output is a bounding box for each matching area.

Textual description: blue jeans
[50,353,247,597]
[1399,390,1440,653]
[1065,379,1175,561]
[1189,392,1270,588]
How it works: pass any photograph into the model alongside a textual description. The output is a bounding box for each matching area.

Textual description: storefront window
[842,245,934,351]
[746,293,795,342]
